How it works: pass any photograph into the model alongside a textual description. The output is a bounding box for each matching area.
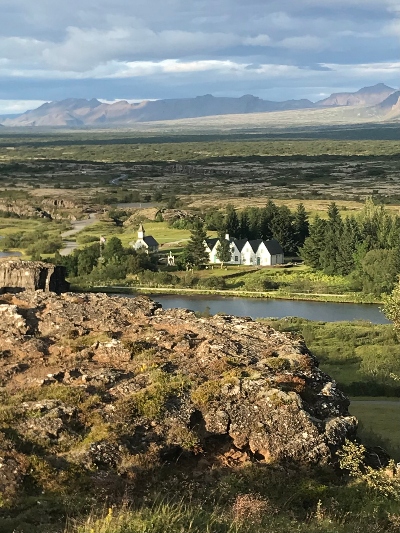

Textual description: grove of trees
[205,201,310,255]
[302,199,400,295]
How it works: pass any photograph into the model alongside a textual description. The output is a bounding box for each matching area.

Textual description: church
[133,224,159,253]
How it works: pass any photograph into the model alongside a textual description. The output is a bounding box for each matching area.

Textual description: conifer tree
[293,203,309,252]
[184,220,209,267]
[239,210,250,238]
[319,203,343,274]
[261,200,278,239]
[336,216,361,276]
[225,205,240,238]
[216,232,232,268]
[301,215,327,268]
[247,207,261,240]
[270,205,295,254]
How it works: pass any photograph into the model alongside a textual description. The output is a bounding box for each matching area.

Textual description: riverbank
[77,284,382,304]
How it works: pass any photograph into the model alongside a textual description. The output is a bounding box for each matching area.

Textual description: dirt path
[110,173,127,185]
[59,213,98,256]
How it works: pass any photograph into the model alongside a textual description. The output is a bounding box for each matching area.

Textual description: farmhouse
[205,234,284,266]
[133,224,159,253]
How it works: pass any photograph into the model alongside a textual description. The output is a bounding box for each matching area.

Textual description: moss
[191,380,222,407]
[114,371,190,423]
[167,423,201,452]
[263,357,291,371]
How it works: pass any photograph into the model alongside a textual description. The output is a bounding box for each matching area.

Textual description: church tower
[138,223,145,240]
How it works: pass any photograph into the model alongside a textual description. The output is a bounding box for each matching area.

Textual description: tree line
[54,237,156,283]
[204,201,310,255]
[302,199,400,295]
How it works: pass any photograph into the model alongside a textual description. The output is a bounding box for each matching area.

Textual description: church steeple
[138,223,145,240]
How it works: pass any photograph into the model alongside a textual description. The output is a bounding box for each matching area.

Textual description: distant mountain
[2,98,103,127]
[317,83,396,107]
[2,94,315,127]
[2,85,400,128]
[375,90,400,119]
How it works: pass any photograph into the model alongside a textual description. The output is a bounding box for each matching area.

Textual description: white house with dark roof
[133,224,159,253]
[205,235,284,266]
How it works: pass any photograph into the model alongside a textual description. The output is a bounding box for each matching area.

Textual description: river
[122,293,389,324]
[0,251,22,258]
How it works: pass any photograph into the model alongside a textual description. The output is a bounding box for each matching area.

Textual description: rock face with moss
[0,290,357,504]
[0,260,69,294]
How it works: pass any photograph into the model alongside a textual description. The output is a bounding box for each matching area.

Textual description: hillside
[316,83,395,107]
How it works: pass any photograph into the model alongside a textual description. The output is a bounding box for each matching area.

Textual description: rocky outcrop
[0,260,69,294]
[0,290,362,504]
[0,201,52,219]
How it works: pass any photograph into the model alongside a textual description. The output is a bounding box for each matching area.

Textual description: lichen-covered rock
[0,291,359,501]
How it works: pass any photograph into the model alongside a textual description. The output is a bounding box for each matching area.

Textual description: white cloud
[0,100,47,114]
[0,26,244,72]
[0,0,399,102]
[243,34,271,46]
[275,35,324,50]
[384,20,400,36]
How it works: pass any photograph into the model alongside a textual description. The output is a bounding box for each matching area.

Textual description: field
[350,399,400,460]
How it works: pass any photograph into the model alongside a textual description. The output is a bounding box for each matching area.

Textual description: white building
[133,224,159,253]
[205,235,284,266]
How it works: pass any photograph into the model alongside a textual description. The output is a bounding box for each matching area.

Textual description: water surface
[132,293,389,324]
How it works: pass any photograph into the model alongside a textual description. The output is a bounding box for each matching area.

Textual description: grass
[74,220,199,249]
[262,318,400,396]
[350,399,400,460]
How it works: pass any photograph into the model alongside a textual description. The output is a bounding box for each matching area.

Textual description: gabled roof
[206,237,283,256]
[143,236,159,247]
[232,239,248,252]
[248,239,264,253]
[205,238,219,250]
[264,239,284,255]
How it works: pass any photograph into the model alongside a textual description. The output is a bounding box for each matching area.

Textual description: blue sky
[1,0,399,113]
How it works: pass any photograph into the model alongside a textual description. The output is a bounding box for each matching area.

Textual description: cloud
[275,35,324,50]
[0,0,398,103]
[243,34,271,46]
[0,99,47,114]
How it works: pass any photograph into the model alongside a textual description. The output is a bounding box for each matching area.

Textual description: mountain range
[2,83,399,127]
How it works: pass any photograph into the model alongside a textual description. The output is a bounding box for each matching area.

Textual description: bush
[138,271,180,287]
[198,277,227,290]
[76,235,101,244]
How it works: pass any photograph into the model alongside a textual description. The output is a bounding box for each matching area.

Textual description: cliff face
[0,290,358,503]
[0,260,69,294]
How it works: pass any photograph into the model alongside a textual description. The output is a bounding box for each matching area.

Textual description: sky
[0,0,399,114]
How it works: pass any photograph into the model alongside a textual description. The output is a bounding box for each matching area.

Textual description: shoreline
[75,284,383,305]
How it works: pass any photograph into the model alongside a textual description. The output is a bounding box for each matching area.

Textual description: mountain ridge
[2,83,398,127]
[316,83,396,108]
